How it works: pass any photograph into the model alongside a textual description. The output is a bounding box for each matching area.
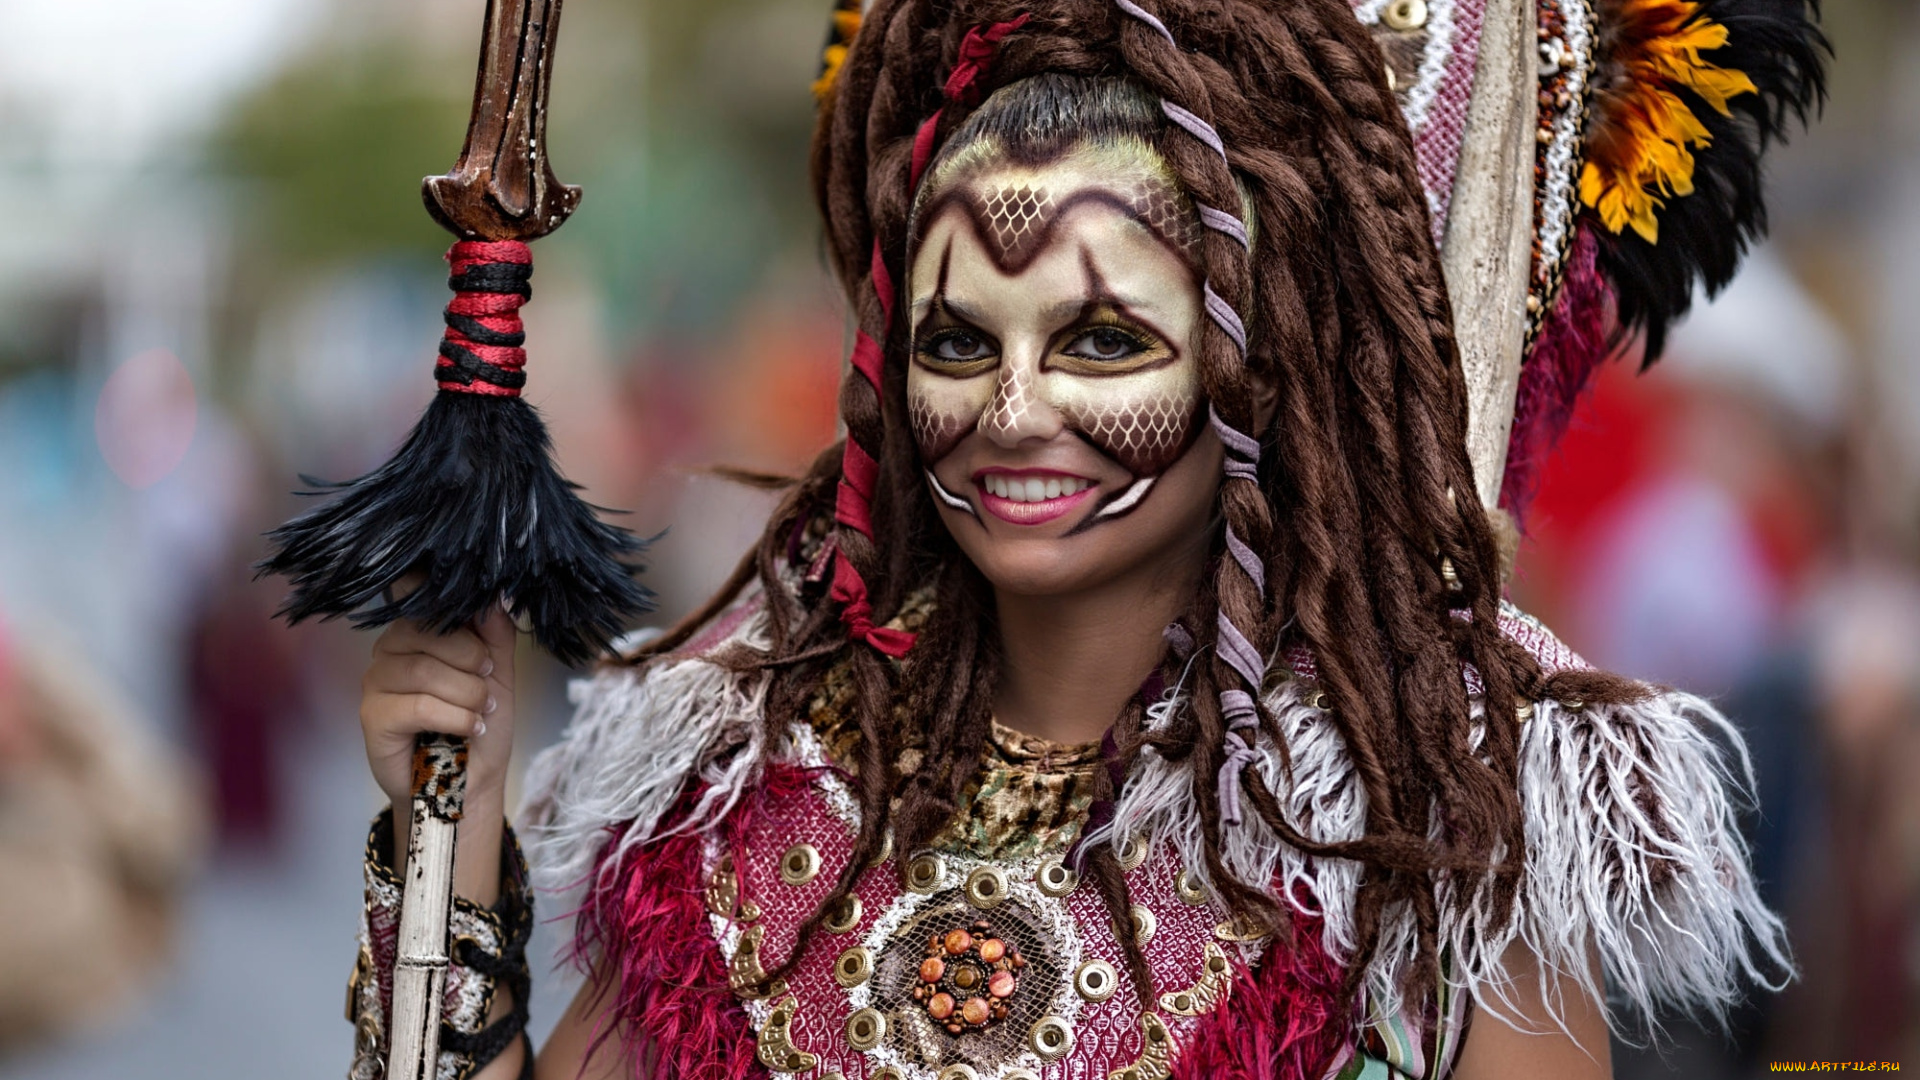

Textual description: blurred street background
[0,0,1914,1076]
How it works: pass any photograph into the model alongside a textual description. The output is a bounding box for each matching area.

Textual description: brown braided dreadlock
[630,0,1645,1012]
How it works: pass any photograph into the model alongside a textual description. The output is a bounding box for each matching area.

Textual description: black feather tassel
[1586,0,1828,362]
[259,242,652,667]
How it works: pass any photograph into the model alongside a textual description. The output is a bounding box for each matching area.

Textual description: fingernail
[484,695,497,715]
[479,658,494,678]
[474,720,487,737]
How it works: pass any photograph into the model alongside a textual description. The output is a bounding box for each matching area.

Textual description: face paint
[906,145,1207,522]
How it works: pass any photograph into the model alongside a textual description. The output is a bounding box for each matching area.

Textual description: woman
[347,0,1817,1077]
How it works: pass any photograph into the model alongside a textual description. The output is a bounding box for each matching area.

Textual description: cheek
[1046,360,1203,477]
[908,369,994,464]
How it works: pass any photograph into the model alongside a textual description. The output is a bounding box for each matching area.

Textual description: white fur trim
[518,595,773,905]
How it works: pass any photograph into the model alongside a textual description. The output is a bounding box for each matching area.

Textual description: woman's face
[906,144,1223,598]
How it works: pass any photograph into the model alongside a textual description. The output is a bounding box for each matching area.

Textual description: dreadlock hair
[623,0,1647,1019]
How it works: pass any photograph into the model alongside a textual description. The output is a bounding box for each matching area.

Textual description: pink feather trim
[571,767,831,1079]
[1499,226,1617,521]
[1171,910,1353,1080]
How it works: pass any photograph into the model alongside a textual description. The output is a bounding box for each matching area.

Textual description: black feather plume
[259,375,652,667]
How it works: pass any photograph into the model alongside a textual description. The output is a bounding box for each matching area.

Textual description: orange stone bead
[979,938,1006,963]
[928,992,956,1020]
[919,957,945,983]
[988,970,1016,998]
[961,997,991,1025]
[944,929,974,955]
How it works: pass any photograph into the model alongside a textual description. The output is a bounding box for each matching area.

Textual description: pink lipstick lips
[972,468,1096,526]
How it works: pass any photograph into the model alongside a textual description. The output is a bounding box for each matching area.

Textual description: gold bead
[1029,1015,1075,1061]
[846,1007,886,1051]
[1036,856,1079,898]
[1382,0,1428,30]
[1384,64,1398,92]
[778,843,820,886]
[1517,702,1536,722]
[1074,959,1119,1002]
[906,852,946,893]
[1561,698,1585,712]
[833,946,872,988]
[964,865,1009,909]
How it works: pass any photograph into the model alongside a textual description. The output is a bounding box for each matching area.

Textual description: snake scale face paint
[907,146,1206,497]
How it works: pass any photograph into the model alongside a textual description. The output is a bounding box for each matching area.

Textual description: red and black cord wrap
[437,241,533,397]
[830,14,1032,659]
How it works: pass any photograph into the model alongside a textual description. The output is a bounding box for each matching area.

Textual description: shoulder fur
[1086,605,1788,1037]
[517,590,774,903]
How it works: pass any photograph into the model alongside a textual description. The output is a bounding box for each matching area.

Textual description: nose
[977,350,1063,447]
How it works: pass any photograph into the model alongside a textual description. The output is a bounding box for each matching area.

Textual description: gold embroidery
[756,996,818,1073]
[1158,942,1233,1016]
[728,925,786,1000]
[1108,1013,1174,1080]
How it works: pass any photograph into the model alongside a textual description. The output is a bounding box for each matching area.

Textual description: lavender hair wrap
[1112,0,1272,829]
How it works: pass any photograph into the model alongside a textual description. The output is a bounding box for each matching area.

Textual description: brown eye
[1065,327,1147,362]
[923,330,995,363]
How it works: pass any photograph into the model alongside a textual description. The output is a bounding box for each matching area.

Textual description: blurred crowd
[0,0,1917,1077]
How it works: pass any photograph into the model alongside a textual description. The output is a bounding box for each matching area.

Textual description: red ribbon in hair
[834,13,1032,658]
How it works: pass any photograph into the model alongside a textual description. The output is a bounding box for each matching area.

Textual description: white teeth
[982,476,1089,502]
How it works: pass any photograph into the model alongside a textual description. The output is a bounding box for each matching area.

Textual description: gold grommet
[1382,0,1428,30]
[871,828,894,868]
[1116,833,1148,872]
[871,1069,904,1080]
[822,1074,847,1080]
[1004,1071,1041,1080]
[1175,869,1209,907]
[1036,857,1079,898]
[1074,959,1118,1002]
[1128,904,1158,945]
[779,843,821,886]
[1517,702,1535,722]
[1029,1015,1075,1061]
[906,852,946,893]
[938,1066,981,1080]
[834,946,873,988]
[964,865,1009,909]
[822,893,863,934]
[846,1006,887,1051]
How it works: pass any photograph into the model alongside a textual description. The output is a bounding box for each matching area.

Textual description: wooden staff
[388,3,578,1079]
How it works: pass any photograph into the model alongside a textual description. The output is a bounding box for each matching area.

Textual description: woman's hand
[359,601,519,824]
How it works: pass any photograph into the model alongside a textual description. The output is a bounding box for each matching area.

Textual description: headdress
[813,0,1824,518]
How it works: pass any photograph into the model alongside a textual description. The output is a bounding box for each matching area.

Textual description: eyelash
[916,328,998,363]
[1062,323,1158,361]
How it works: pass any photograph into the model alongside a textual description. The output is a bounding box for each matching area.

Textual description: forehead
[909,143,1201,280]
